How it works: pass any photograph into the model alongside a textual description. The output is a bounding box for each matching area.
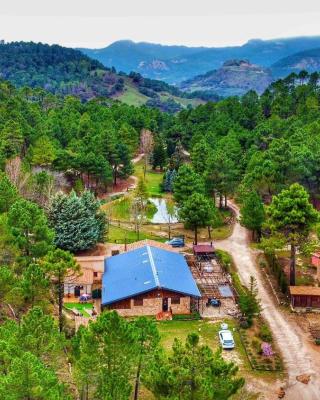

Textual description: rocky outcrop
[180,59,273,97]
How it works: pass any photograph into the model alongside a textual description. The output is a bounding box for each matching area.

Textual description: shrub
[251,338,262,354]
[172,312,200,321]
[259,324,273,342]
[239,319,249,329]
[315,338,320,345]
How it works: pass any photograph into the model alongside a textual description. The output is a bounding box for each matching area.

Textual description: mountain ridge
[80,36,320,84]
[0,41,207,112]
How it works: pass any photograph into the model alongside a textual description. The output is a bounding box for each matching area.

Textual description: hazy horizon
[0,0,320,48]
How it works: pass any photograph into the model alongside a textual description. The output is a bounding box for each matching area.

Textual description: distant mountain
[180,60,273,97]
[0,41,206,112]
[271,48,320,77]
[80,37,320,85]
[80,40,205,76]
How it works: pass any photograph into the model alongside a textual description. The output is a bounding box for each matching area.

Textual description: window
[134,298,143,306]
[171,297,180,305]
[93,271,98,277]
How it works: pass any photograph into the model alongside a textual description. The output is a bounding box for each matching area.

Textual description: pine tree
[144,333,244,400]
[43,249,80,332]
[240,191,265,241]
[267,183,318,285]
[179,193,216,244]
[173,165,205,205]
[8,198,54,261]
[0,173,18,213]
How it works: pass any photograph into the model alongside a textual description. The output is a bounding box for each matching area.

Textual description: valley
[1,20,320,400]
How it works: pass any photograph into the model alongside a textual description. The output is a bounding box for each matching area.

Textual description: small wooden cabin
[290,286,320,310]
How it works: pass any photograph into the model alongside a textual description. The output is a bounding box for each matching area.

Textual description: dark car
[166,237,185,247]
[207,298,221,307]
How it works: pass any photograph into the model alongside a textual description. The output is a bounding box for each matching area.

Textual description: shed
[193,244,215,257]
[289,286,320,309]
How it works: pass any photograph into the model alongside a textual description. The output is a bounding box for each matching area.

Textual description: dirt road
[216,202,320,400]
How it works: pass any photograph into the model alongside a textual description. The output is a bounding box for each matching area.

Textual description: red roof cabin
[193,244,215,257]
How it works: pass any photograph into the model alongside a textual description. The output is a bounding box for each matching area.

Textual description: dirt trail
[216,202,320,400]
[106,153,144,198]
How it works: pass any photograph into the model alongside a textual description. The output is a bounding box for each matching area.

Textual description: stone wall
[107,295,191,317]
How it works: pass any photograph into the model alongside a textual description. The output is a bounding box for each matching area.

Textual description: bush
[215,249,232,273]
[172,312,200,321]
[251,338,262,354]
[259,324,273,343]
[239,319,249,329]
[315,338,320,345]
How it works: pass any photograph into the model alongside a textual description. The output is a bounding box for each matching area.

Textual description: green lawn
[64,302,93,317]
[135,161,164,197]
[103,196,131,220]
[103,196,157,223]
[157,320,243,354]
[107,224,165,244]
[211,224,233,240]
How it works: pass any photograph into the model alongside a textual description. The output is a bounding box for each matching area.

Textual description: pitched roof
[102,245,201,305]
[126,239,179,252]
[65,268,93,285]
[290,286,320,296]
[193,244,215,254]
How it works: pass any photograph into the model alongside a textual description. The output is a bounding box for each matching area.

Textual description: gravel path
[215,202,320,400]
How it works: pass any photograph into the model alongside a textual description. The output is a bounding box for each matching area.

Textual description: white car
[218,329,235,349]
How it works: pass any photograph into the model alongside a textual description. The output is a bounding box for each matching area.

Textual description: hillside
[80,36,320,85]
[0,41,206,112]
[271,48,320,77]
[180,60,273,97]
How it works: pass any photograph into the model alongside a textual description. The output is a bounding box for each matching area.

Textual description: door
[74,286,81,297]
[162,298,168,312]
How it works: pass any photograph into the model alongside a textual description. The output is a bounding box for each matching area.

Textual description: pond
[148,198,179,224]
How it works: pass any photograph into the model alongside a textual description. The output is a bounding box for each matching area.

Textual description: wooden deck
[186,254,239,317]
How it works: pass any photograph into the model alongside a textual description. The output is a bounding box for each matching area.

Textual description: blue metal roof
[102,245,201,305]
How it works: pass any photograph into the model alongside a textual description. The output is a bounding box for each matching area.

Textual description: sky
[0,0,320,48]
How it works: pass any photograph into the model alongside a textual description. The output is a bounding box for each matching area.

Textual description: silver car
[218,329,235,349]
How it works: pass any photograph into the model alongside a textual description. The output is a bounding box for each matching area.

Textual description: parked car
[166,237,185,247]
[218,329,235,349]
[207,298,221,307]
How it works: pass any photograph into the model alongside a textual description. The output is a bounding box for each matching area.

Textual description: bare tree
[140,129,154,179]
[5,156,30,195]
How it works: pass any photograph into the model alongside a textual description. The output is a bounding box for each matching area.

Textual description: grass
[115,79,149,106]
[103,196,157,223]
[211,224,233,240]
[159,93,205,108]
[103,196,131,220]
[135,161,164,197]
[107,224,165,244]
[157,319,251,370]
[64,302,93,317]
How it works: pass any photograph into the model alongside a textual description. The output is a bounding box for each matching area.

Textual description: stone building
[64,255,105,299]
[101,245,201,317]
